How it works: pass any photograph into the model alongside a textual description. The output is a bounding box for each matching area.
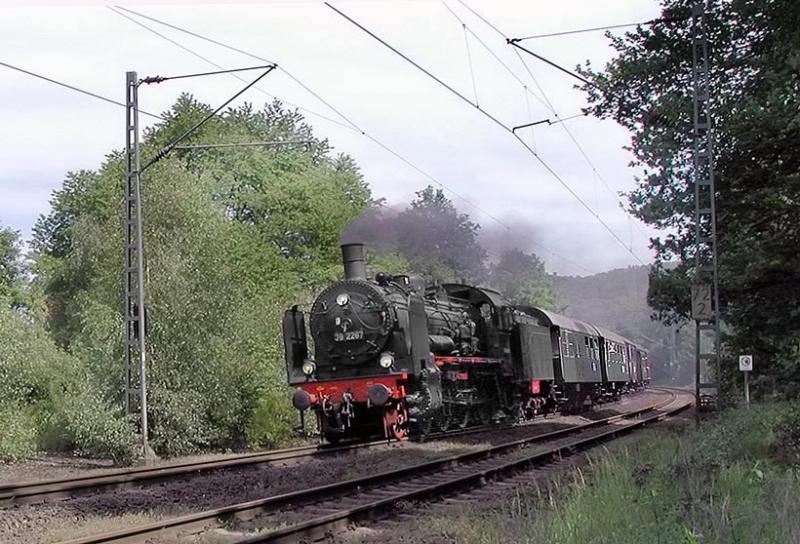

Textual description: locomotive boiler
[283,243,650,442]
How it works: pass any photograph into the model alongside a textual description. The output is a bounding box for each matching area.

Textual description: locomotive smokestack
[341,243,367,281]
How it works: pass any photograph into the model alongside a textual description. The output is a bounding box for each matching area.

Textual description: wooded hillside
[554,266,693,386]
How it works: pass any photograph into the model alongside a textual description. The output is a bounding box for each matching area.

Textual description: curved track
[55,388,687,544]
[0,390,660,508]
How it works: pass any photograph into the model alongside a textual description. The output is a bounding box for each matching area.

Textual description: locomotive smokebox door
[283,306,308,384]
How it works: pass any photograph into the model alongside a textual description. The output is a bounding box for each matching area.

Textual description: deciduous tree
[488,248,556,310]
[0,224,24,307]
[394,186,487,282]
[579,0,800,392]
[30,97,371,455]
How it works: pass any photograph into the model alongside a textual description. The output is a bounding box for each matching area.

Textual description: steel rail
[0,422,510,506]
[0,442,361,507]
[56,390,681,544]
[3,388,666,507]
[0,418,549,506]
[246,398,689,544]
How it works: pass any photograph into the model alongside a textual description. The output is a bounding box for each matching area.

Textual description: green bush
[50,385,136,464]
[0,405,38,461]
[773,402,800,461]
[148,387,216,457]
[0,304,136,463]
[245,388,297,449]
[686,403,786,467]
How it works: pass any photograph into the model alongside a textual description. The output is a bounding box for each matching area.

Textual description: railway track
[0,422,524,508]
[57,389,687,544]
[0,427,492,507]
[0,442,332,508]
[1,389,664,508]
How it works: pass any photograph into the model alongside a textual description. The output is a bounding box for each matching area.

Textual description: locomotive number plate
[334,330,364,342]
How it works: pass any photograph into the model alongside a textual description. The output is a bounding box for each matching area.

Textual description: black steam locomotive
[283,244,650,442]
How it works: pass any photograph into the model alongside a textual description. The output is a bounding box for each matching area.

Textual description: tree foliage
[0,224,26,308]
[28,96,371,457]
[395,186,487,282]
[579,0,800,393]
[0,303,135,462]
[488,248,556,310]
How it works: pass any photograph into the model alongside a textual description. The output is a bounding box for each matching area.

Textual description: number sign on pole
[692,284,713,321]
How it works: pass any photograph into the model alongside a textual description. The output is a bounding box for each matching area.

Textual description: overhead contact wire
[107,6,357,132]
[444,1,643,222]
[462,24,479,106]
[112,4,593,274]
[113,5,363,134]
[326,2,646,266]
[0,60,165,120]
[439,1,550,112]
[509,32,653,243]
[454,1,652,244]
[513,16,689,41]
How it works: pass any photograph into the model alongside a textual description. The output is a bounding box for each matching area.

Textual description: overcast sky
[0,0,664,276]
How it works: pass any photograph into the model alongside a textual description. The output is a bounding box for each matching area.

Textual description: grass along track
[56,389,684,544]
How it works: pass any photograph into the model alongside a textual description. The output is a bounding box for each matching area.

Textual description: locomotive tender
[283,243,650,442]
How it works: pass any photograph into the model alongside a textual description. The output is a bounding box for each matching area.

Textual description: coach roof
[517,306,598,336]
[593,325,629,345]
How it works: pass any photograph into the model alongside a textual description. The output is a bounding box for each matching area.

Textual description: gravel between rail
[0,389,671,544]
[217,390,685,544]
[339,390,695,544]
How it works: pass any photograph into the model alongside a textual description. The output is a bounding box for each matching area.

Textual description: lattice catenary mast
[690,1,721,411]
[123,71,151,457]
[122,64,277,461]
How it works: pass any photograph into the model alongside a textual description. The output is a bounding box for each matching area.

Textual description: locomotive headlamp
[379,352,394,369]
[336,293,349,306]
[301,359,316,376]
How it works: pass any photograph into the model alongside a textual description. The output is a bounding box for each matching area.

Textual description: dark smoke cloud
[340,203,403,248]
[477,214,546,264]
[340,198,549,270]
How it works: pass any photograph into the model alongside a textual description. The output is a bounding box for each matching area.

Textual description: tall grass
[421,403,800,544]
